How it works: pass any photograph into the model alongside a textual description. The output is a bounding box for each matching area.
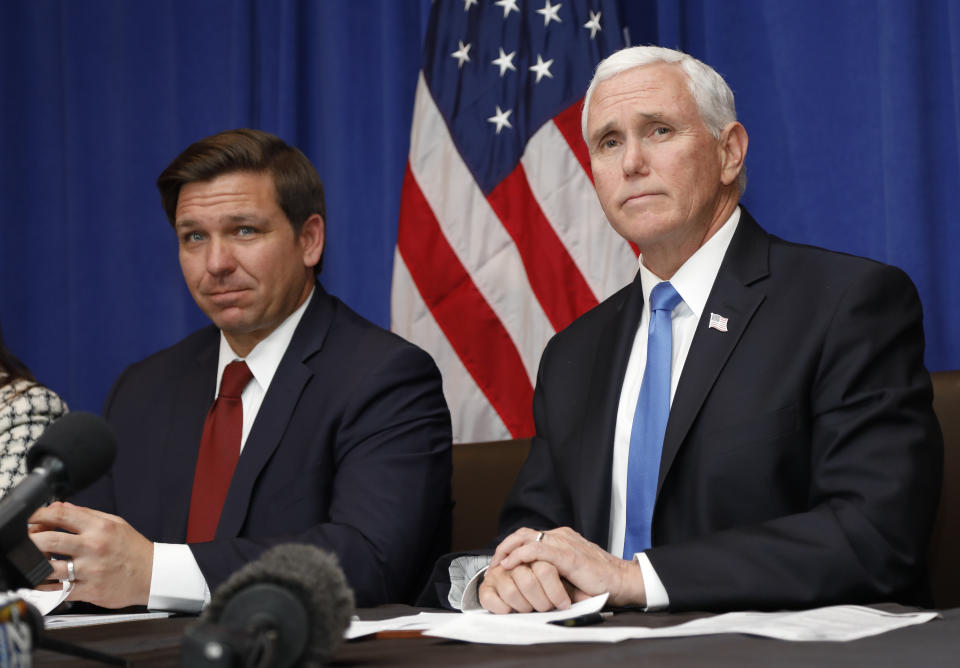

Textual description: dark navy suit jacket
[424,209,942,611]
[75,284,452,606]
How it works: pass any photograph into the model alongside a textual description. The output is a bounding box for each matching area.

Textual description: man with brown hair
[30,129,453,610]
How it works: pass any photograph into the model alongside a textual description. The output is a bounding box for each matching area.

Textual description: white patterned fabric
[0,376,68,497]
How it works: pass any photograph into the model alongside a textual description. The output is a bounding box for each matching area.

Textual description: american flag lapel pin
[708,312,729,332]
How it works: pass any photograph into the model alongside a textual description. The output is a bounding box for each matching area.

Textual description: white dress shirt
[147,288,314,612]
[609,208,740,609]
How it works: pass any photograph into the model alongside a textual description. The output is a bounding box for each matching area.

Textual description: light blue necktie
[623,281,683,557]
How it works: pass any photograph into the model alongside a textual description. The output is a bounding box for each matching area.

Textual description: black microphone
[25,411,118,499]
[181,544,355,667]
[0,412,117,589]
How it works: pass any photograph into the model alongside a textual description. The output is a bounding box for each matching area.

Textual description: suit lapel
[576,270,644,543]
[215,287,335,538]
[657,211,771,493]
[162,332,218,542]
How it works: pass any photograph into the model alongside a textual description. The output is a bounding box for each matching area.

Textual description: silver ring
[66,560,76,582]
[536,531,544,542]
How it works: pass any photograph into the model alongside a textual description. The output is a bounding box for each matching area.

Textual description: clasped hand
[478,526,646,613]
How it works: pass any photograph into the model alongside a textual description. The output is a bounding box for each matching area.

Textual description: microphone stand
[0,578,132,666]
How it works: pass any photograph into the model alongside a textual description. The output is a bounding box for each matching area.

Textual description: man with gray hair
[436,45,941,613]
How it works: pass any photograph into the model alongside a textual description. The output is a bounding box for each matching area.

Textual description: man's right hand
[478,560,581,614]
[28,501,154,609]
[480,526,647,612]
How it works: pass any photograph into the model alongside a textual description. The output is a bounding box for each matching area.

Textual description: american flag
[708,312,729,332]
[391,0,636,443]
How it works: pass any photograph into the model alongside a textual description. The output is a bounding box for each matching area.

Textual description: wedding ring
[66,559,76,582]
[536,531,545,542]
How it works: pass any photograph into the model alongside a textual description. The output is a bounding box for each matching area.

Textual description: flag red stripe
[487,164,598,332]
[397,164,535,437]
[553,99,593,183]
[552,98,640,258]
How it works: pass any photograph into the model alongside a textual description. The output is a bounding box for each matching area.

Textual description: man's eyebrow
[224,213,264,224]
[175,213,263,229]
[638,111,668,123]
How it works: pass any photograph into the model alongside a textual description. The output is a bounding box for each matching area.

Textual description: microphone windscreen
[26,412,117,496]
[205,544,355,665]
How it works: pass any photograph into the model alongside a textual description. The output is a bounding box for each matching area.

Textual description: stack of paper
[346,594,940,645]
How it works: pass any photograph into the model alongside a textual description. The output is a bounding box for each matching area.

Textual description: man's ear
[718,121,748,187]
[299,214,325,268]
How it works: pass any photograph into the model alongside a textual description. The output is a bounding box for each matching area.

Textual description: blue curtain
[2,0,957,414]
[626,0,960,384]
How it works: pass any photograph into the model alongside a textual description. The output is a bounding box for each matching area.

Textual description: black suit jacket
[490,210,942,611]
[74,284,452,606]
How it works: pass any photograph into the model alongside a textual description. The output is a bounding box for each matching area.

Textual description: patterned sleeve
[0,380,68,497]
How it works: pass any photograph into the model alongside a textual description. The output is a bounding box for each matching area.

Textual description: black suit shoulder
[114,324,217,371]
[316,294,442,375]
[766,232,918,291]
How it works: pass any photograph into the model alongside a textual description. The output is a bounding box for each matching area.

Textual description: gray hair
[581,46,745,192]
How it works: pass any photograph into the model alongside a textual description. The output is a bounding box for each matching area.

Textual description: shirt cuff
[635,552,669,610]
[447,555,491,611]
[148,543,210,613]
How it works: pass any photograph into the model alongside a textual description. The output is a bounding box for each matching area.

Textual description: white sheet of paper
[345,612,460,639]
[462,592,609,621]
[422,604,940,645]
[16,582,73,615]
[426,612,630,644]
[44,612,174,629]
[345,593,609,640]
[659,606,942,642]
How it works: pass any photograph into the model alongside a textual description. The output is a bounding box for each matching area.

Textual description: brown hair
[157,128,327,273]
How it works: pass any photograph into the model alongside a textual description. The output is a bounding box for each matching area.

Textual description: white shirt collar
[215,286,315,395]
[636,206,741,320]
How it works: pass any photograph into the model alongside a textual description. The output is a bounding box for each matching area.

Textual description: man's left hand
[28,501,154,609]
[496,526,647,607]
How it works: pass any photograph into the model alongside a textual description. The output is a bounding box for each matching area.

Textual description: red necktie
[186,360,253,543]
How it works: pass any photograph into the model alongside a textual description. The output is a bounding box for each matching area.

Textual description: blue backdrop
[2,0,957,414]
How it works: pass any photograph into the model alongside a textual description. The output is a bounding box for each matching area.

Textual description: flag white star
[536,0,563,26]
[451,40,472,69]
[495,0,520,18]
[584,10,602,39]
[491,48,517,77]
[529,54,555,83]
[463,0,479,10]
[487,105,513,134]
